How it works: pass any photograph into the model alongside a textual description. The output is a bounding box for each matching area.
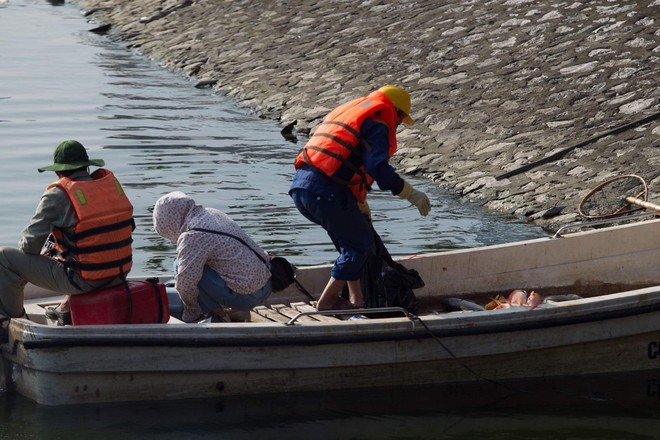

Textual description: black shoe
[45,307,72,326]
[210,312,231,323]
[0,315,9,344]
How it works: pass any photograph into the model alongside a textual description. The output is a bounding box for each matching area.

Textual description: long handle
[625,197,660,212]
[496,111,660,180]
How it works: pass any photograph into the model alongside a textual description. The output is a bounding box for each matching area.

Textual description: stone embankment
[76,0,659,230]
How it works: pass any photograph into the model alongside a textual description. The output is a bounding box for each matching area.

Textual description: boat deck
[24,297,346,326]
[252,302,343,323]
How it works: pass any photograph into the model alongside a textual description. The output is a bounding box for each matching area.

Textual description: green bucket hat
[38,140,105,173]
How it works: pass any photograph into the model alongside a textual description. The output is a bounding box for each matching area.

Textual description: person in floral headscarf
[152,191,272,323]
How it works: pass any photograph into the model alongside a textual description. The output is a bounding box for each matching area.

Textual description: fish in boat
[508,289,528,306]
[440,297,486,312]
[544,294,583,303]
[526,291,543,309]
[489,290,543,310]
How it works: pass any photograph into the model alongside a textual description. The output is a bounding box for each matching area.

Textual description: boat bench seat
[251,302,342,323]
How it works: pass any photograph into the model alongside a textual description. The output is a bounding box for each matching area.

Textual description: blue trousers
[174,261,272,312]
[290,188,372,280]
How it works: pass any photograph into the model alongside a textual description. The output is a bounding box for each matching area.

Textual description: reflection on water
[3,371,660,439]
[0,0,549,278]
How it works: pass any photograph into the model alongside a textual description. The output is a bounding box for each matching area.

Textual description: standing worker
[289,85,431,311]
[0,140,134,337]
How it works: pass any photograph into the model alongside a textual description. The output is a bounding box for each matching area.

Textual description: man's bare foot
[318,296,361,311]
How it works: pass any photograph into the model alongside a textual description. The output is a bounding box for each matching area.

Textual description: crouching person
[0,140,134,339]
[152,191,272,323]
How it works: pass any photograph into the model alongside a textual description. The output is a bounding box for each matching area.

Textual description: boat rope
[293,278,316,302]
[413,314,508,389]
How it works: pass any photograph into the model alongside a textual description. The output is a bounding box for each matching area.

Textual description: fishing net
[578,174,648,219]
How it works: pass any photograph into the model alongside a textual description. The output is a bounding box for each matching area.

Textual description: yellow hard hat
[378,85,414,125]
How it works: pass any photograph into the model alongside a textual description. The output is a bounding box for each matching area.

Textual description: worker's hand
[397,180,431,216]
[357,199,371,222]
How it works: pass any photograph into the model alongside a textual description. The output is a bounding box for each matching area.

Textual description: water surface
[0,0,549,278]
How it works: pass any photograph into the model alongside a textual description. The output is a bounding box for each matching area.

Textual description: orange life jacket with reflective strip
[294,90,398,202]
[48,169,134,281]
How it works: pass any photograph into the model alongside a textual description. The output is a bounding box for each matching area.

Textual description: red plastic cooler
[69,279,169,325]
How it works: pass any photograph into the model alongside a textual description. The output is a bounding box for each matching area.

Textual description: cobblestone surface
[75,0,660,229]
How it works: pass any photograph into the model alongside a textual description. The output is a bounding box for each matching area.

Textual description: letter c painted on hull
[648,341,659,359]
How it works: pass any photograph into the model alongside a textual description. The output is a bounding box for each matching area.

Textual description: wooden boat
[2,215,660,406]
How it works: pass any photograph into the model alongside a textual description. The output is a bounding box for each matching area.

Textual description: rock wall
[75,0,660,229]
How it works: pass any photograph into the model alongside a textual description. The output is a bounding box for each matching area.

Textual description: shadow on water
[3,371,660,439]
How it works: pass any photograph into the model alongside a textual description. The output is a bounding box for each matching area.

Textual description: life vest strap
[70,218,136,241]
[67,237,134,255]
[302,146,370,186]
[321,119,360,138]
[301,148,365,189]
[319,121,372,152]
[64,254,133,272]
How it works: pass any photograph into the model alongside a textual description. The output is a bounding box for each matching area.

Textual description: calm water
[2,0,659,438]
[0,0,549,277]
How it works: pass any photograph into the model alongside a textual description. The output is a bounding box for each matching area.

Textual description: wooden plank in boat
[248,311,272,323]
[271,304,319,322]
[290,302,341,322]
[252,305,290,323]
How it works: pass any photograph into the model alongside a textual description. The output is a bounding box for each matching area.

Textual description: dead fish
[89,23,111,35]
[280,120,298,143]
[544,294,583,303]
[485,295,506,310]
[507,289,528,306]
[525,291,543,309]
[194,79,217,89]
[441,297,486,312]
[491,290,543,310]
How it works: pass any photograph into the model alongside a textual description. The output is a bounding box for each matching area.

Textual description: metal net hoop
[578,174,648,219]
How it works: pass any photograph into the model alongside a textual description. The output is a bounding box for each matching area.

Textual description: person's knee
[0,247,28,318]
[0,246,22,267]
[332,250,370,280]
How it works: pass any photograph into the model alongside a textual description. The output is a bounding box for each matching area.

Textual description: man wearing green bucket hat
[37,139,106,172]
[0,140,135,337]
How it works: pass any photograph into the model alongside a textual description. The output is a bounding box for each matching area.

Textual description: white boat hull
[3,218,660,405]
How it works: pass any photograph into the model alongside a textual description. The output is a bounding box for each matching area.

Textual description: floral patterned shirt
[153,191,270,321]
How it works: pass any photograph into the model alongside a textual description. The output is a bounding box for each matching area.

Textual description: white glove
[357,199,371,221]
[398,180,431,216]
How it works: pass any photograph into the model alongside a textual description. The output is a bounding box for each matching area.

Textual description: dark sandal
[45,307,72,326]
[0,315,10,344]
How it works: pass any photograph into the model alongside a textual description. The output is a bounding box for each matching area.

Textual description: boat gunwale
[11,285,660,350]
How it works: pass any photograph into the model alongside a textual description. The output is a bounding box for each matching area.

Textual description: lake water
[1,0,659,438]
[0,0,549,277]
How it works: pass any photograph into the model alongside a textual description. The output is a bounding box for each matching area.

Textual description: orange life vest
[48,169,134,281]
[294,90,399,202]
